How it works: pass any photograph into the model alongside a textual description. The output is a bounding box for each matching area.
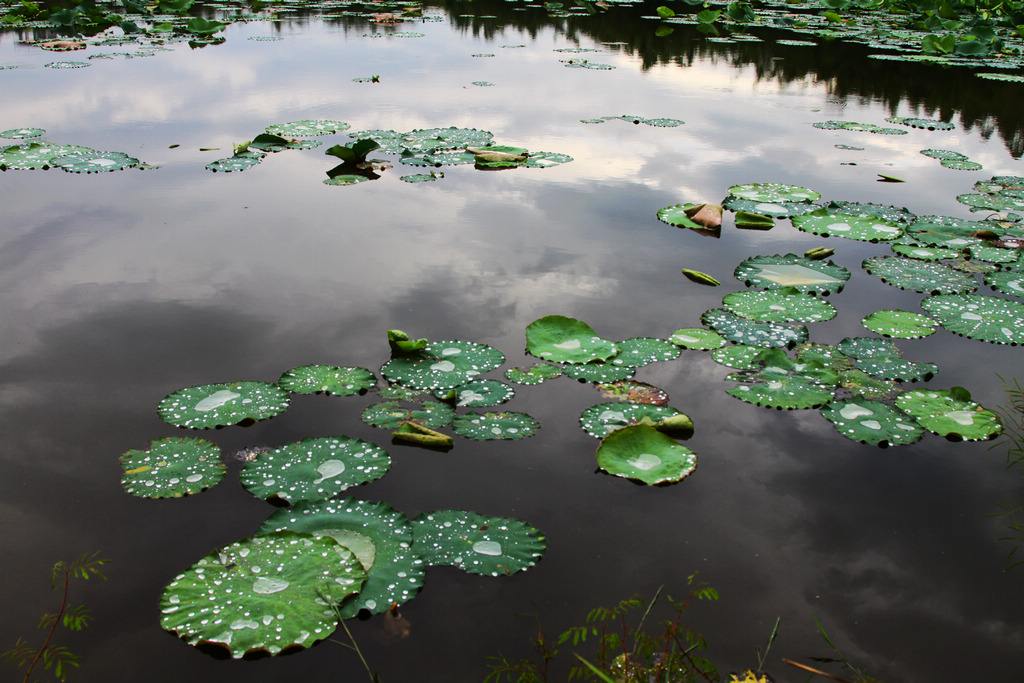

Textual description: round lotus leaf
[441,379,514,407]
[839,368,903,401]
[562,361,635,383]
[951,258,998,275]
[721,290,837,323]
[895,389,1003,441]
[1,127,44,139]
[346,129,404,154]
[239,436,391,504]
[158,381,290,429]
[985,270,1024,297]
[712,344,764,370]
[412,510,546,576]
[159,531,366,658]
[278,364,375,396]
[795,342,854,371]
[700,308,808,348]
[595,424,697,485]
[901,117,954,130]
[890,244,960,261]
[579,402,685,438]
[523,152,573,168]
[595,379,670,406]
[55,151,139,173]
[265,120,350,137]
[792,212,903,242]
[206,156,261,172]
[838,340,936,383]
[657,204,703,230]
[1,142,94,170]
[861,310,937,339]
[941,159,983,171]
[377,385,429,401]
[668,327,726,350]
[505,363,562,385]
[381,340,505,390]
[921,293,1024,345]
[360,400,455,429]
[974,176,1024,194]
[723,197,820,218]
[822,399,923,447]
[733,254,850,295]
[969,245,1019,265]
[727,183,820,203]
[905,215,989,250]
[823,200,917,226]
[400,173,441,183]
[727,374,835,410]
[608,337,681,367]
[862,256,977,295]
[323,174,370,186]
[921,149,967,161]
[258,498,424,618]
[451,411,539,440]
[403,127,494,153]
[401,150,476,167]
[525,315,619,364]
[120,437,224,498]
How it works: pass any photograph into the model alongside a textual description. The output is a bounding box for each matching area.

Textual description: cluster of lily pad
[205,120,345,173]
[0,128,148,173]
[920,148,983,171]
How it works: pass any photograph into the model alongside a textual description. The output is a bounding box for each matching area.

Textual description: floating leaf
[839,368,903,400]
[895,388,1003,441]
[157,381,290,429]
[723,197,820,218]
[733,254,850,295]
[984,270,1024,297]
[722,289,837,323]
[609,337,681,367]
[821,399,923,447]
[381,340,505,390]
[562,361,635,383]
[701,309,808,348]
[525,315,618,364]
[657,204,710,231]
[579,402,686,438]
[239,436,391,504]
[505,363,562,385]
[726,183,820,203]
[265,120,350,137]
[727,374,835,410]
[596,379,670,406]
[711,344,764,370]
[451,411,539,440]
[861,310,937,339]
[360,400,454,429]
[668,327,726,350]
[54,150,139,173]
[793,212,903,242]
[412,510,546,576]
[0,127,44,139]
[905,215,991,250]
[278,365,375,396]
[120,437,224,498]
[823,200,917,226]
[837,337,937,382]
[206,155,261,172]
[921,293,1024,345]
[862,256,978,294]
[595,424,697,485]
[890,244,960,261]
[441,379,515,407]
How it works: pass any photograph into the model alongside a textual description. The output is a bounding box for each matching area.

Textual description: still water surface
[2,2,1023,681]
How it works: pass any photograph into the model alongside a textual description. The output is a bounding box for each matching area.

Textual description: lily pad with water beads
[157,381,291,429]
[733,254,850,296]
[505,363,562,385]
[836,337,938,382]
[607,337,681,367]
[920,293,1024,345]
[258,498,425,618]
[579,402,688,438]
[278,364,376,396]
[595,379,670,406]
[159,531,366,658]
[206,155,262,173]
[522,152,573,168]
[401,127,495,154]
[890,243,961,261]
[239,436,391,504]
[861,256,978,295]
[400,150,476,167]
[412,510,546,576]
[839,368,903,401]
[264,120,350,137]
[451,411,539,440]
[957,190,1024,213]
[562,361,635,383]
[727,373,836,410]
[380,340,505,390]
[525,315,619,364]
[792,212,903,242]
[904,215,992,250]
[700,308,809,348]
[668,327,727,350]
[439,379,515,407]
[595,424,697,485]
[821,398,924,447]
[249,133,319,153]
[53,151,140,173]
[0,127,44,139]
[795,342,855,371]
[920,149,968,161]
[712,344,768,370]
[721,289,837,323]
[861,309,938,339]
[941,159,983,171]
[723,197,820,218]
[984,270,1024,297]
[360,400,455,430]
[0,142,94,170]
[823,200,918,226]
[120,437,225,498]
[726,183,821,203]
[895,388,1003,441]
[657,204,713,231]
[888,116,955,131]
[969,244,1020,265]
[973,176,1024,195]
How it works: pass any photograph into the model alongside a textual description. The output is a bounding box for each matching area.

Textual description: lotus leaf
[377,385,428,401]
[823,200,917,226]
[45,61,90,68]
[942,159,983,171]
[974,176,1024,194]
[668,327,726,350]
[441,379,515,407]
[727,374,835,410]
[579,402,686,438]
[360,400,455,429]
[733,254,850,295]
[401,151,476,167]
[711,344,765,370]
[861,310,937,339]
[250,133,306,153]
[381,340,505,390]
[890,244,960,261]
[159,531,366,658]
[239,436,391,504]
[957,192,1024,212]
[595,424,696,485]
[722,289,837,323]
[969,245,1019,264]
[862,256,978,294]
[265,120,350,137]
[700,308,809,348]
[400,173,442,183]
[905,215,990,249]
[895,388,1003,441]
[984,270,1024,297]
[795,343,854,371]
[399,127,494,153]
[157,381,290,429]
[120,437,224,498]
[412,510,546,576]
[792,212,903,242]
[951,258,998,275]
[1,142,94,170]
[821,398,923,447]
[723,197,820,218]
[836,337,937,382]
[596,379,670,406]
[0,127,44,139]
[451,411,539,440]
[657,204,704,230]
[53,150,139,173]
[258,498,425,617]
[893,117,954,130]
[278,364,376,396]
[726,183,820,203]
[562,361,636,383]
[525,315,619,364]
[921,293,1024,344]
[920,149,968,161]
[206,156,261,172]
[839,368,903,401]
[505,363,562,385]
[522,152,573,168]
[609,337,681,367]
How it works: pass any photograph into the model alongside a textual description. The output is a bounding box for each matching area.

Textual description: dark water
[2,2,1023,681]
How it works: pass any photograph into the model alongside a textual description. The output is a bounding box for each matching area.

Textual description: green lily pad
[726,183,820,203]
[890,244,961,261]
[733,254,850,295]
[821,398,923,447]
[837,337,938,382]
[921,293,1024,345]
[793,212,903,242]
[0,142,94,170]
[159,531,366,658]
[258,498,425,618]
[239,436,391,504]
[451,411,539,440]
[381,340,505,390]
[157,381,290,429]
[723,197,820,218]
[412,510,546,576]
[895,388,1003,441]
[711,344,764,369]
[1,127,44,139]
[562,361,636,383]
[523,152,573,168]
[823,201,917,226]
[839,368,903,401]
[700,309,809,348]
[984,270,1024,297]
[265,120,350,137]
[441,379,515,407]
[401,150,476,167]
[795,343,854,371]
[609,337,681,367]
[206,155,262,172]
[278,365,376,396]
[54,151,139,173]
[668,327,727,350]
[525,315,618,364]
[893,117,954,131]
[579,402,687,438]
[504,363,562,385]
[657,204,704,230]
[727,374,835,410]
[120,437,224,498]
[920,149,968,161]
[721,289,837,323]
[595,424,697,485]
[941,159,983,171]
[861,310,937,339]
[905,215,990,250]
[360,400,455,429]
[862,256,978,294]
[969,245,1019,264]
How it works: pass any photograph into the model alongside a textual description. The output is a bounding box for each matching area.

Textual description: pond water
[2,1,1024,681]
